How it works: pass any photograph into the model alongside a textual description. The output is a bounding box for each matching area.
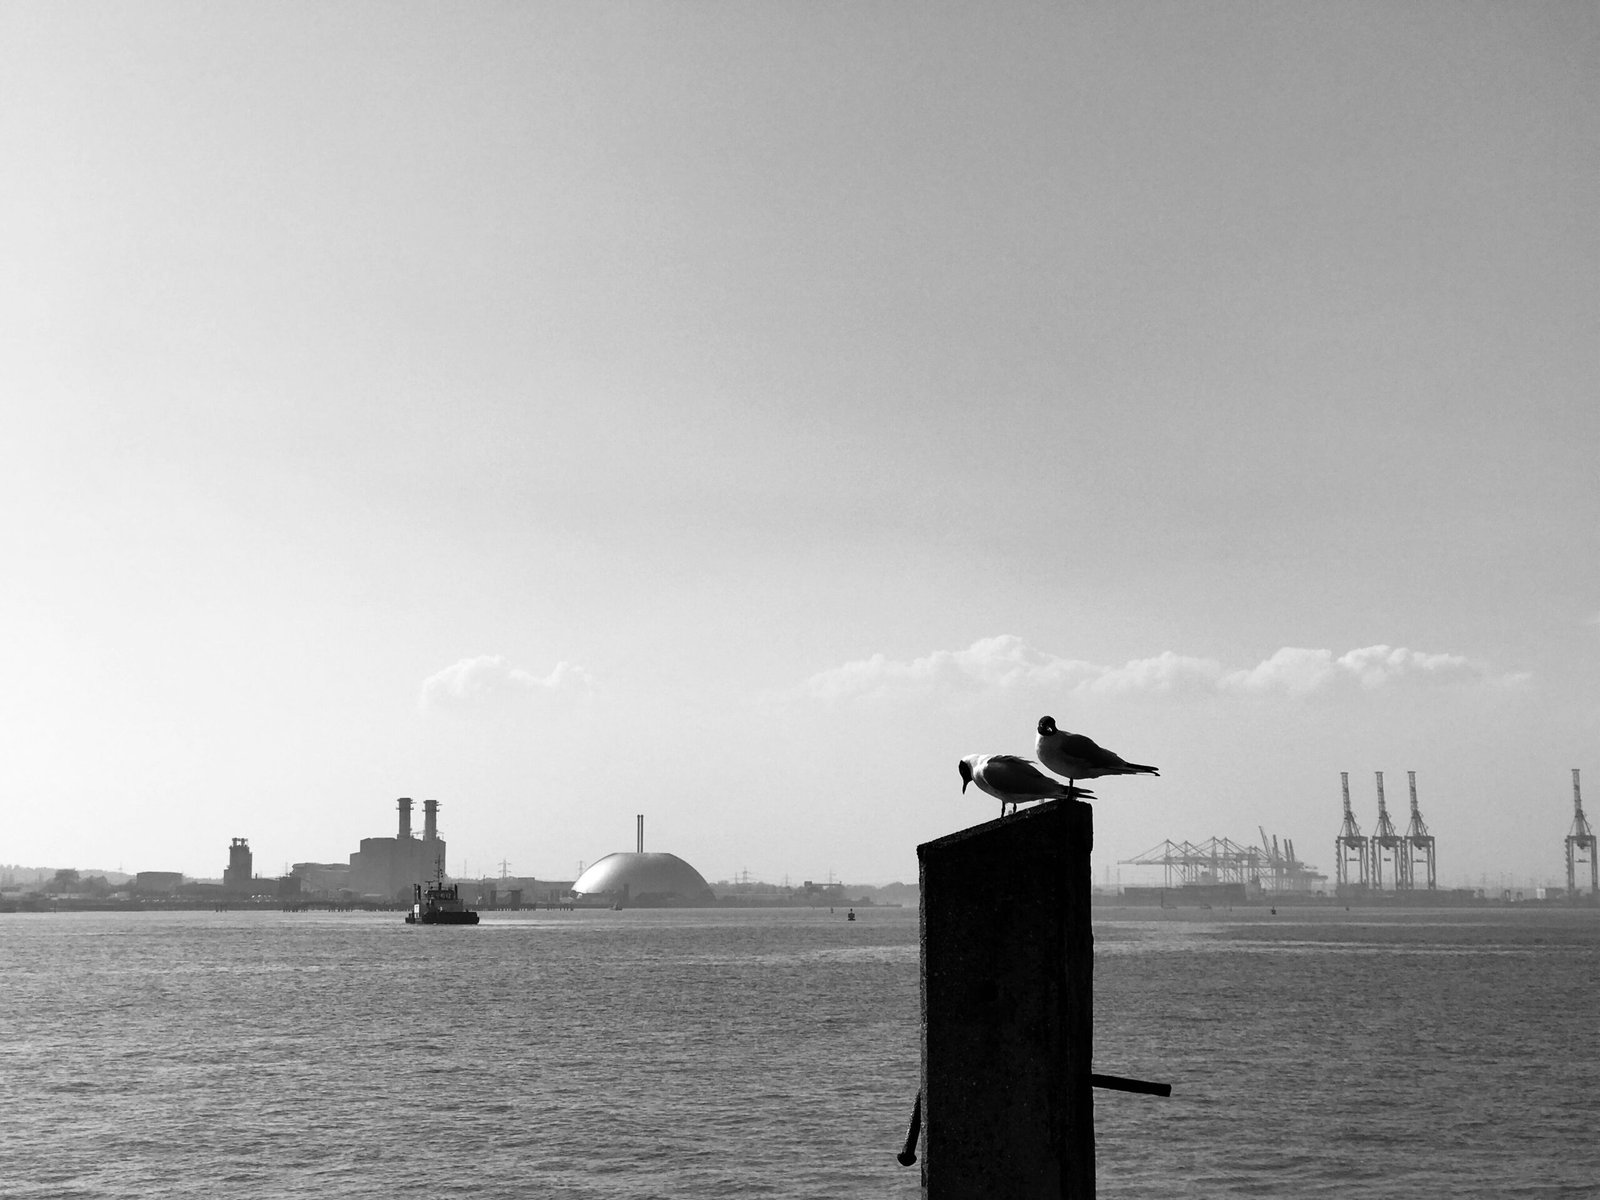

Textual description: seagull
[1034,716,1159,789]
[958,754,1095,817]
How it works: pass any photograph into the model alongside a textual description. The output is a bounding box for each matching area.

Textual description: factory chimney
[397,797,414,840]
[637,814,644,854]
[423,799,439,842]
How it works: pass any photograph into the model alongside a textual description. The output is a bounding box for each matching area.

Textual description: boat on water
[405,865,479,925]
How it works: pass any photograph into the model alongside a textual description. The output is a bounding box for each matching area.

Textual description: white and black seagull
[958,754,1095,817]
[1034,715,1159,789]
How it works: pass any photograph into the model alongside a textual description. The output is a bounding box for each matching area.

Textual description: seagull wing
[981,755,1073,798]
[1060,731,1156,771]
[1055,732,1124,768]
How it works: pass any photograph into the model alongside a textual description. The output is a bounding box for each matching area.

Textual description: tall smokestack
[423,799,439,842]
[637,814,644,854]
[397,797,414,840]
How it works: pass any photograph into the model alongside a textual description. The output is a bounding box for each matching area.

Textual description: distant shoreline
[1090,902,1600,923]
[0,896,907,915]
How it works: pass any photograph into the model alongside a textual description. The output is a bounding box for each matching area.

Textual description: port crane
[1567,768,1597,901]
[1404,771,1436,890]
[1369,771,1408,890]
[1120,833,1324,893]
[1256,827,1320,892]
[1334,771,1369,889]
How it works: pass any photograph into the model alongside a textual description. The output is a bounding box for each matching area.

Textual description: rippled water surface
[2,906,1596,1197]
[1094,907,1600,1199]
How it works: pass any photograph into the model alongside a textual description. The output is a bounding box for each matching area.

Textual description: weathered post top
[918,797,1095,1199]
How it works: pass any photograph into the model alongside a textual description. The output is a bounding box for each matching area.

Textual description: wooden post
[918,798,1094,1198]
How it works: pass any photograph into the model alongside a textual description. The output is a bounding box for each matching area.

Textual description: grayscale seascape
[4,906,1596,1199]
[5,5,1595,1198]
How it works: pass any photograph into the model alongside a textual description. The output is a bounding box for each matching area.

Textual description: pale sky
[2,3,1595,889]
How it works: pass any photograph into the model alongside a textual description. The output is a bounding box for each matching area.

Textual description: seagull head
[957,758,975,792]
[1037,715,1058,736]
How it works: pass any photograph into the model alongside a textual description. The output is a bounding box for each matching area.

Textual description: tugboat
[405,862,480,925]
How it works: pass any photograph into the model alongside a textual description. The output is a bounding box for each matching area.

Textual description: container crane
[1566,768,1597,901]
[1335,772,1369,890]
[1369,771,1408,890]
[1404,770,1436,890]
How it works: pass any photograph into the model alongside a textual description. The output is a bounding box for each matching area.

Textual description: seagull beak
[961,778,971,793]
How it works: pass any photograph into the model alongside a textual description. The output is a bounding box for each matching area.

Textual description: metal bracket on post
[1092,1073,1171,1098]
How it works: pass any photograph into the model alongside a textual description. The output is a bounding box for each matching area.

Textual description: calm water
[1,906,1596,1198]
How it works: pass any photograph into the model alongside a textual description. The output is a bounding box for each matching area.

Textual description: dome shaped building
[572,852,716,907]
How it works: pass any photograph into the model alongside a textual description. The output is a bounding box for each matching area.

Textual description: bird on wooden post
[1034,716,1159,790]
[958,754,1095,817]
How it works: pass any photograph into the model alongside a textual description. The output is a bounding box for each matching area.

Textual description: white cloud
[1081,651,1227,697]
[1216,645,1496,696]
[1218,646,1342,696]
[803,637,1521,703]
[800,635,1100,700]
[419,655,592,713]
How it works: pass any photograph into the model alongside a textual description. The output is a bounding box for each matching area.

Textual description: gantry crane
[1566,768,1597,902]
[1404,770,1436,890]
[1119,833,1327,894]
[1335,771,1370,890]
[1369,771,1408,890]
[1255,827,1325,892]
[1119,837,1263,888]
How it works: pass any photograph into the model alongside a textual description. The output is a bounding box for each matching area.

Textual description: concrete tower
[224,837,253,892]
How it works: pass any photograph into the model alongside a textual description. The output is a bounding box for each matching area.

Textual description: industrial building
[216,837,282,897]
[347,797,447,899]
[290,861,352,895]
[133,871,183,894]
[572,815,715,906]
[281,797,452,900]
[223,838,252,891]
